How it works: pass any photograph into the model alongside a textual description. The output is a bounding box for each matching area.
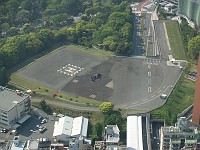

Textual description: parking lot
[0,109,56,142]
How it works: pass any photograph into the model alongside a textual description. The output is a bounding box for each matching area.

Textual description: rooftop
[27,140,39,149]
[53,116,88,138]
[0,87,29,111]
[105,125,120,143]
[10,141,26,150]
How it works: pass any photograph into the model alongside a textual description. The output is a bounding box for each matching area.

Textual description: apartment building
[0,86,31,128]
[160,117,200,150]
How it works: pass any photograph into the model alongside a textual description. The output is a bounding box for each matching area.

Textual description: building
[127,116,143,150]
[0,86,31,129]
[25,138,51,150]
[192,55,200,125]
[53,116,88,142]
[69,138,93,150]
[178,0,200,27]
[160,117,200,150]
[9,136,26,150]
[105,125,120,147]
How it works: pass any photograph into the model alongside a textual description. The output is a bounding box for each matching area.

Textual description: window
[2,115,7,118]
[2,118,8,122]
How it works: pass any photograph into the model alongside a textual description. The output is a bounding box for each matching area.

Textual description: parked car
[39,126,46,133]
[1,128,9,133]
[41,118,47,124]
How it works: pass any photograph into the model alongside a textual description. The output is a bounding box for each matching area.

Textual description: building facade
[178,0,200,27]
[0,86,31,128]
[160,117,200,150]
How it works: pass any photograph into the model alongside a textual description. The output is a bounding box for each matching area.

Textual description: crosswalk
[143,59,160,65]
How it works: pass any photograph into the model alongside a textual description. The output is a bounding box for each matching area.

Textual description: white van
[160,94,167,99]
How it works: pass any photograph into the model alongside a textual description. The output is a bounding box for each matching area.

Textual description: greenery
[188,35,200,61]
[179,17,198,53]
[151,64,196,125]
[0,0,134,86]
[165,21,186,60]
[39,99,53,114]
[99,102,114,114]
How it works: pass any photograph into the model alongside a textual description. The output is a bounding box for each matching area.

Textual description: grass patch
[32,102,94,119]
[151,64,196,125]
[68,45,114,59]
[9,74,102,105]
[165,21,186,60]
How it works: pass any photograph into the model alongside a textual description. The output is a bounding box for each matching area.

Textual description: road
[31,98,99,111]
[133,1,157,56]
[151,120,164,150]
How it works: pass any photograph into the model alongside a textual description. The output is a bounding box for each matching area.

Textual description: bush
[99,102,114,114]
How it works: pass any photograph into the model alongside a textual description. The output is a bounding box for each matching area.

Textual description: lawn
[165,21,186,60]
[151,64,196,125]
[68,45,114,59]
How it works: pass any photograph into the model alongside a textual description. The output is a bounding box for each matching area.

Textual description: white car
[41,118,47,124]
[160,94,167,99]
[39,126,46,133]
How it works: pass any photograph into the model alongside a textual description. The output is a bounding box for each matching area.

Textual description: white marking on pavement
[148,71,151,76]
[148,87,151,92]
[148,79,151,84]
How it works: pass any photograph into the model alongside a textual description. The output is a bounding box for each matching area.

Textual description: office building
[0,86,31,129]
[178,0,200,27]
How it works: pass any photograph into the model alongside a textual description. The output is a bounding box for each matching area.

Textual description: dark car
[1,128,9,133]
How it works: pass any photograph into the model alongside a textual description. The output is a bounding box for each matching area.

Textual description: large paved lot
[17,46,185,111]
[17,46,104,90]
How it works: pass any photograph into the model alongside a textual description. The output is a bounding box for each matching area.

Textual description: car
[160,94,167,99]
[41,118,47,124]
[39,126,46,133]
[1,128,9,133]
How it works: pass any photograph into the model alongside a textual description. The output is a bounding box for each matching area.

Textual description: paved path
[31,98,99,112]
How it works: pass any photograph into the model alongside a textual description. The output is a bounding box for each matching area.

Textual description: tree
[40,99,47,110]
[0,67,8,86]
[103,113,122,127]
[92,122,103,140]
[99,102,114,114]
[188,35,200,60]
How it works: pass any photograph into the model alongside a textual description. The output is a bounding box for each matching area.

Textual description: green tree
[99,102,114,114]
[40,99,47,110]
[8,27,19,36]
[104,114,122,127]
[188,35,200,60]
[92,122,103,140]
[0,67,8,86]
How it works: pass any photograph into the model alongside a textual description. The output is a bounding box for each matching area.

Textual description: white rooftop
[10,141,26,150]
[127,116,143,150]
[105,125,120,143]
[53,116,88,138]
[53,116,73,137]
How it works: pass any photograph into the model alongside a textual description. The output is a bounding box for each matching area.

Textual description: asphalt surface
[154,21,172,60]
[17,46,104,90]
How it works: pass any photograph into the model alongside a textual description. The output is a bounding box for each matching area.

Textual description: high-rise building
[192,55,200,125]
[178,0,200,27]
